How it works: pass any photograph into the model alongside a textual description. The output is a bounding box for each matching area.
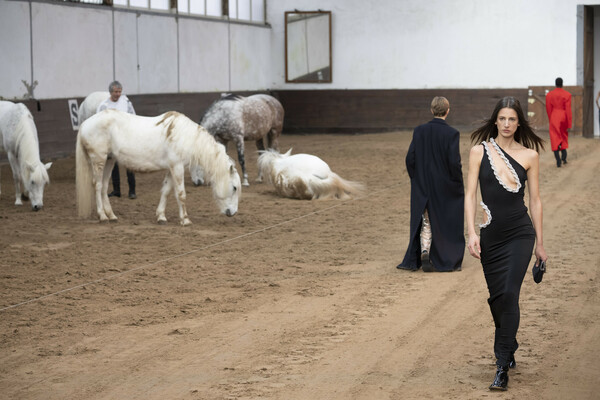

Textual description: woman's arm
[526,150,548,263]
[465,145,483,259]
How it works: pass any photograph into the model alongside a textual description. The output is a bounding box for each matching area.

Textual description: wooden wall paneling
[2,89,535,161]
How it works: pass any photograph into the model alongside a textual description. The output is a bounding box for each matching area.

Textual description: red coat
[545,88,572,151]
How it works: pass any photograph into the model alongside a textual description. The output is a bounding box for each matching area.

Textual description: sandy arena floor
[1,131,599,399]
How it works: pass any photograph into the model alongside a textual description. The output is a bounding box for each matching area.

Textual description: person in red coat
[545,77,572,167]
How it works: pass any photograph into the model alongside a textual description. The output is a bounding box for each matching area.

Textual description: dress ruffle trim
[479,201,492,228]
[482,138,521,193]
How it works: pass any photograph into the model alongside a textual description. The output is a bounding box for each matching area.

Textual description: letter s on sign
[68,99,79,131]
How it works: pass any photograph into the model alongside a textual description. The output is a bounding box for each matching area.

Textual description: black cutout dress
[478,138,536,367]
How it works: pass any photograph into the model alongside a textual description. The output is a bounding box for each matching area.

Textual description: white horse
[78,91,110,124]
[79,91,201,185]
[0,101,52,210]
[257,149,365,200]
[76,109,241,225]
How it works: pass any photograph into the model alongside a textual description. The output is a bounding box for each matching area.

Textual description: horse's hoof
[180,219,192,226]
[157,219,167,225]
[109,218,118,223]
[242,181,250,187]
[99,219,109,223]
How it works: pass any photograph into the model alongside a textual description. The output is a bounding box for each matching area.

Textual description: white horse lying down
[257,149,365,200]
[76,109,241,225]
[0,101,52,210]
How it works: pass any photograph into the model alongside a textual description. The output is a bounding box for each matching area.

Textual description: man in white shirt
[97,81,137,199]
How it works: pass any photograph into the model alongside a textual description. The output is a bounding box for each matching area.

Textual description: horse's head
[23,161,52,211]
[212,158,241,217]
[257,148,292,180]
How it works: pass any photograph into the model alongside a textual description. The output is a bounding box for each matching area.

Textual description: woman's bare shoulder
[523,147,539,161]
[469,144,484,156]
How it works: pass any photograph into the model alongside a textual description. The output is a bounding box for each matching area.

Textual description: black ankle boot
[509,354,516,369]
[561,149,567,164]
[489,365,509,391]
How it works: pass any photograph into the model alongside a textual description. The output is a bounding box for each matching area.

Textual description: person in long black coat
[397,97,465,272]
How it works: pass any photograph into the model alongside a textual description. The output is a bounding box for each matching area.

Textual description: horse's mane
[156,111,233,189]
[220,93,243,102]
[257,148,292,184]
[12,104,49,183]
[200,93,243,122]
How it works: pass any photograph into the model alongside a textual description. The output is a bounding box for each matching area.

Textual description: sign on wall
[68,99,79,131]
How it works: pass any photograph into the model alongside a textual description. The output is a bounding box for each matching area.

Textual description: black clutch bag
[532,260,546,284]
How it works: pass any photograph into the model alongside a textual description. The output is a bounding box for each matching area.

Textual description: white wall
[32,2,113,98]
[229,23,272,91]
[0,0,271,100]
[179,19,229,92]
[137,14,179,93]
[114,11,138,94]
[267,0,600,89]
[0,1,32,98]
[3,0,600,99]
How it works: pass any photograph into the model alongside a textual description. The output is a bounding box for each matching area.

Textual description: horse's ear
[27,162,36,172]
[44,162,52,170]
[229,164,235,175]
[284,148,293,156]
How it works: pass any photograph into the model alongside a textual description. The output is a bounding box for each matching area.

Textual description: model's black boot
[554,150,561,168]
[561,149,567,164]
[509,354,516,369]
[489,364,509,391]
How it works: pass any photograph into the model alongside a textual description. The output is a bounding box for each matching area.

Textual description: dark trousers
[553,149,567,166]
[111,162,135,195]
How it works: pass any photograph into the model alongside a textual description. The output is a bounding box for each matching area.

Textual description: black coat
[399,118,465,271]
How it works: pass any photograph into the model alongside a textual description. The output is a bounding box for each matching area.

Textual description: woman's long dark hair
[471,96,545,153]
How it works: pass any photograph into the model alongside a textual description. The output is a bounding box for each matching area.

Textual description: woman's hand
[468,235,481,259]
[535,244,548,263]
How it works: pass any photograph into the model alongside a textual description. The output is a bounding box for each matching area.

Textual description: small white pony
[0,101,52,210]
[257,149,365,200]
[76,109,241,225]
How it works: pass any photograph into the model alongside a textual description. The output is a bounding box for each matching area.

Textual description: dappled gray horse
[194,93,284,186]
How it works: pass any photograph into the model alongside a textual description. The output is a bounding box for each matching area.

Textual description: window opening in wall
[106,0,266,23]
[51,0,265,23]
[52,0,265,24]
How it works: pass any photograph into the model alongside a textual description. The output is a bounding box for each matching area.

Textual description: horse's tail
[265,96,284,150]
[75,128,94,218]
[313,173,366,200]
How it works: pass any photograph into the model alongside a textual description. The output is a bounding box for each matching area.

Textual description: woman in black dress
[465,97,548,391]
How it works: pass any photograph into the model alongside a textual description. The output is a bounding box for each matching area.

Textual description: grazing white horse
[78,91,110,124]
[0,101,52,210]
[76,109,241,225]
[257,149,365,200]
[79,91,201,184]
